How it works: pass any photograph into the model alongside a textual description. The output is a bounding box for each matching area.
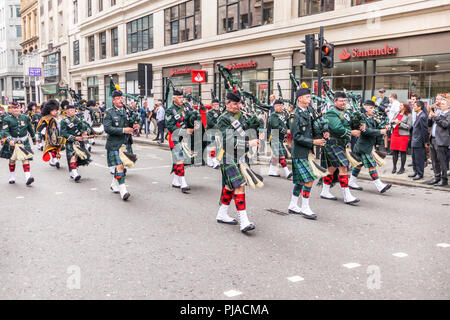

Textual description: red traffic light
[322,44,331,55]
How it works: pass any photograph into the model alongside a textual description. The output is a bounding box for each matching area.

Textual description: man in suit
[409,101,429,180]
[427,97,449,186]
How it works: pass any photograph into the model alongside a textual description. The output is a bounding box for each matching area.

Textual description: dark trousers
[412,146,426,177]
[430,137,449,181]
[156,120,165,142]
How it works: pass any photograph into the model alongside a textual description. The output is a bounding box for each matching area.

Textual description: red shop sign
[191,70,207,83]
[258,83,268,90]
[226,59,257,70]
[169,67,193,76]
[339,44,398,61]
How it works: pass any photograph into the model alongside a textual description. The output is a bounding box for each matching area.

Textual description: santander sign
[339,44,398,61]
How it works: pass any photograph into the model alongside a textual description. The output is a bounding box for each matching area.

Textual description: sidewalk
[125,133,450,192]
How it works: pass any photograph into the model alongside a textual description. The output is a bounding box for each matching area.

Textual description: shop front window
[299,0,334,17]
[163,75,201,104]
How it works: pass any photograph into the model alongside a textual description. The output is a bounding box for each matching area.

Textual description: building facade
[20,0,39,104]
[68,0,450,107]
[0,0,24,105]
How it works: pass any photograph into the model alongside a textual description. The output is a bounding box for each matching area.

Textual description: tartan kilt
[220,162,246,189]
[292,158,316,184]
[0,140,33,161]
[107,144,132,167]
[271,140,287,157]
[357,152,377,168]
[65,141,91,167]
[321,139,349,168]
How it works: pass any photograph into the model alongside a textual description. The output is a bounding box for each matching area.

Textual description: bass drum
[92,124,104,135]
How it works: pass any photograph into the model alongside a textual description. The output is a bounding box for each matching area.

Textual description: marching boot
[9,172,15,184]
[172,175,181,188]
[300,197,317,220]
[55,158,60,169]
[109,166,115,175]
[110,178,120,194]
[180,176,190,193]
[320,184,337,200]
[349,174,363,190]
[25,172,34,186]
[373,179,391,193]
[212,158,220,169]
[268,164,280,177]
[342,187,360,205]
[49,156,56,167]
[283,167,293,179]
[237,210,255,233]
[288,195,302,214]
[216,205,238,225]
[70,169,81,182]
[119,184,130,201]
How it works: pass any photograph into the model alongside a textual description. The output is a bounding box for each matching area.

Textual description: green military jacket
[325,107,353,143]
[289,106,314,159]
[2,114,35,143]
[103,106,138,151]
[60,115,88,142]
[165,102,189,137]
[206,108,221,130]
[354,115,382,155]
[216,110,260,163]
[269,111,287,142]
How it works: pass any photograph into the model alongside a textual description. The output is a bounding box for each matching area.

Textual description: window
[99,31,106,59]
[125,72,139,95]
[48,0,52,11]
[218,0,273,34]
[352,0,381,5]
[164,0,201,45]
[73,40,79,65]
[127,15,153,54]
[73,0,78,24]
[99,0,103,12]
[111,27,118,56]
[111,0,116,5]
[87,0,92,17]
[88,35,95,61]
[40,5,44,15]
[16,6,21,17]
[17,50,22,65]
[13,77,24,90]
[16,25,21,38]
[87,76,99,101]
[298,0,334,17]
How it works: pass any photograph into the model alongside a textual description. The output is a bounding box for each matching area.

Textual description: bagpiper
[268,99,292,179]
[29,102,43,151]
[165,89,198,193]
[288,88,328,219]
[36,99,63,169]
[205,98,221,169]
[60,104,92,182]
[320,92,361,204]
[348,100,391,193]
[215,90,261,233]
[1,102,36,185]
[103,89,140,200]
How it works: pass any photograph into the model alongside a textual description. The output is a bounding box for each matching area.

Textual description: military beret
[112,90,123,98]
[61,100,70,108]
[273,99,284,105]
[86,100,96,107]
[363,100,376,107]
[226,90,241,103]
[334,92,347,99]
[295,88,310,98]
[173,89,184,96]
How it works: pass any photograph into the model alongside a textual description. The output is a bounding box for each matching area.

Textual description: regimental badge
[214,113,218,118]
[344,113,351,122]
[68,123,74,128]
[302,126,306,131]
[174,114,181,120]
[115,121,119,126]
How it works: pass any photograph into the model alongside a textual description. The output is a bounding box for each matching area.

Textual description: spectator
[385,93,401,154]
[139,102,150,134]
[390,101,412,174]
[427,96,449,186]
[376,88,389,115]
[408,100,429,180]
[154,100,165,144]
[150,103,158,135]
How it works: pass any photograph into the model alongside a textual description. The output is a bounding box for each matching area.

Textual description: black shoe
[74,175,81,182]
[349,185,363,191]
[55,162,60,169]
[288,209,301,214]
[269,173,280,177]
[434,180,448,187]
[301,212,317,220]
[392,168,397,174]
[407,163,413,167]
[172,184,181,189]
[217,219,238,225]
[412,175,423,181]
[88,146,92,152]
[9,180,15,184]
[241,223,255,233]
[181,187,190,194]
[320,195,338,201]
[122,192,130,201]
[286,172,293,179]
[26,177,34,186]
[345,198,360,205]
[397,168,405,174]
[408,172,417,178]
[426,177,440,185]
[380,184,392,193]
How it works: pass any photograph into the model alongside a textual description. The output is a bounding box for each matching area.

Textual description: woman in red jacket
[390,101,413,174]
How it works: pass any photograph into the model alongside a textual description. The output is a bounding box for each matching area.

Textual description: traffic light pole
[317,26,324,98]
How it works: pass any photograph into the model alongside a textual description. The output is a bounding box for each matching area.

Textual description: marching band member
[36,99,63,169]
[215,90,260,233]
[60,104,92,182]
[165,89,198,193]
[103,89,140,200]
[288,88,328,219]
[268,99,292,179]
[30,103,43,151]
[320,92,361,204]
[349,100,392,193]
[206,99,221,169]
[1,102,36,185]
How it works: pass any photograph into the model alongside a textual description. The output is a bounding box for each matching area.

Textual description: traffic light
[300,34,316,70]
[321,44,334,68]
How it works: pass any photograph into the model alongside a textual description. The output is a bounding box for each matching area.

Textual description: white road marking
[16,196,24,199]
[55,192,63,195]
[287,276,304,283]
[437,243,450,248]
[392,252,408,258]
[343,263,361,269]
[224,290,242,297]
[152,182,158,184]
[90,188,97,191]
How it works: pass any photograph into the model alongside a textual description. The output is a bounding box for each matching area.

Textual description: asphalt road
[0,141,449,300]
